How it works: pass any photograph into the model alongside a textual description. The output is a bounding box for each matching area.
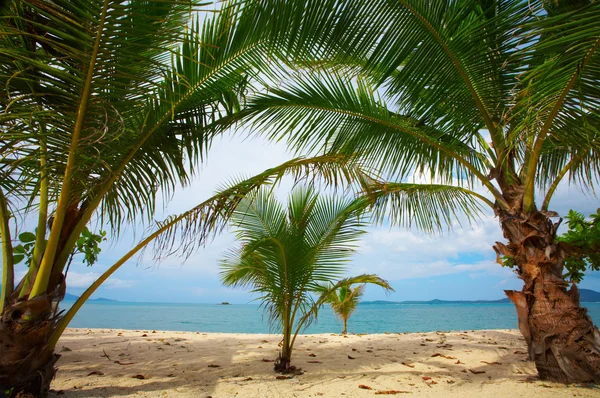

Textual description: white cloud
[348,256,514,282]
[66,271,134,289]
[361,214,502,258]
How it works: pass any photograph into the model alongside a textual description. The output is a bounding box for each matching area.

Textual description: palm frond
[245,70,491,187]
[153,153,371,261]
[363,181,492,233]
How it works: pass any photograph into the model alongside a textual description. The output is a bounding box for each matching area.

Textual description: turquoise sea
[63,301,600,334]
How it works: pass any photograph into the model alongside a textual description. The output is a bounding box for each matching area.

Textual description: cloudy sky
[14,132,600,304]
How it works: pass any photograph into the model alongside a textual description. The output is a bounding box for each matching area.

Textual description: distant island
[62,293,118,302]
[361,288,600,305]
[220,302,231,305]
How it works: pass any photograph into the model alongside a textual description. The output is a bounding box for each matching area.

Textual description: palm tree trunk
[275,324,292,372]
[0,294,60,397]
[497,210,600,383]
[342,318,348,335]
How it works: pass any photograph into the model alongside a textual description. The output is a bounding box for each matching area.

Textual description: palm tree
[325,284,365,335]
[0,1,368,395]
[241,0,600,383]
[220,187,392,372]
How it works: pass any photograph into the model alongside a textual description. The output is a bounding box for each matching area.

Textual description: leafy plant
[558,209,600,283]
[323,284,366,334]
[12,233,37,266]
[221,186,391,371]
[74,228,107,268]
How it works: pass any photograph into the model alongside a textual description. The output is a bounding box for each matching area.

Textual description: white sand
[49,328,599,397]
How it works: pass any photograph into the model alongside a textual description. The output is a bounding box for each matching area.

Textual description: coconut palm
[241,0,600,382]
[220,187,392,372]
[0,1,369,395]
[325,284,365,335]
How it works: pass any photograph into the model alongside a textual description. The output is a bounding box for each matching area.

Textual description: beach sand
[49,328,598,397]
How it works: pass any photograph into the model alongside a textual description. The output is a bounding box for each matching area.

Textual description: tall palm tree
[0,1,369,395]
[241,0,600,383]
[325,284,365,335]
[221,187,392,372]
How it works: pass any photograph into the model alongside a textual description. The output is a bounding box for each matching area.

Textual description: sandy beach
[49,328,599,397]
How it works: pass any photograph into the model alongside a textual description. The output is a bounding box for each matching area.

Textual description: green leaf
[18,232,36,243]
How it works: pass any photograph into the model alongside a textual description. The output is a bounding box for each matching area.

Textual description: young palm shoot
[220,187,392,372]
[325,284,366,335]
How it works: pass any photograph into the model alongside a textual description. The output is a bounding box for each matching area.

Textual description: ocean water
[62,301,600,334]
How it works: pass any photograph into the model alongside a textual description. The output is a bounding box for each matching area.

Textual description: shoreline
[60,326,519,335]
[49,328,599,397]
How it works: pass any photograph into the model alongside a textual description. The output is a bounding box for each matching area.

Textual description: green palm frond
[325,283,365,322]
[363,181,492,233]
[252,0,533,147]
[0,0,273,236]
[153,153,372,261]
[513,1,600,205]
[537,120,600,197]
[80,1,273,231]
[245,70,492,188]
[513,2,600,142]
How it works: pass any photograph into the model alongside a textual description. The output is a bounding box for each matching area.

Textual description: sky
[13,133,600,304]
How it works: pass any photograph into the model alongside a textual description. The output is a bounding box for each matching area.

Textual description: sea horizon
[62,300,600,335]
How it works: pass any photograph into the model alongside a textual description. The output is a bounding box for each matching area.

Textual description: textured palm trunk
[0,294,59,397]
[496,209,600,383]
[342,318,348,335]
[275,328,292,372]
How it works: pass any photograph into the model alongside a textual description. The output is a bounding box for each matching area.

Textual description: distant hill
[361,298,509,305]
[0,289,116,303]
[362,288,600,305]
[62,293,117,302]
[580,288,600,302]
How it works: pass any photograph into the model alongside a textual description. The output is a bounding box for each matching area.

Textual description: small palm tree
[325,284,365,335]
[221,187,392,372]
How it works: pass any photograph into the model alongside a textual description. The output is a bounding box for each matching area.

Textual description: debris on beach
[114,360,136,365]
[431,353,456,359]
[375,390,410,395]
[469,369,486,374]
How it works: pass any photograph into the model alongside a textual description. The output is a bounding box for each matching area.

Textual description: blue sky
[13,134,600,304]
